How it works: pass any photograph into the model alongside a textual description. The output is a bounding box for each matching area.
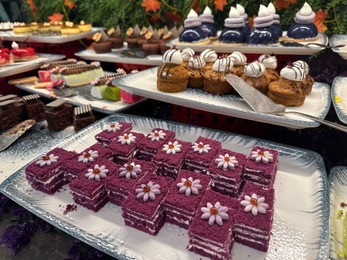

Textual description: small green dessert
[103,84,121,101]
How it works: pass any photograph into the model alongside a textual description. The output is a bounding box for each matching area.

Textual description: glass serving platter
[113,68,331,129]
[0,114,329,260]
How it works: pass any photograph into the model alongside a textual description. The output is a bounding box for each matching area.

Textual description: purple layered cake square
[106,158,157,205]
[108,131,144,164]
[183,136,221,173]
[162,170,212,229]
[121,173,173,235]
[188,189,239,260]
[69,158,119,212]
[243,146,279,188]
[61,143,113,181]
[25,147,76,194]
[135,128,176,161]
[234,182,275,252]
[153,139,191,179]
[208,149,247,197]
[95,121,132,146]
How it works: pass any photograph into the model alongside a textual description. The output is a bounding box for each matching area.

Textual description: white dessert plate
[169,32,328,55]
[331,77,347,124]
[0,114,329,260]
[113,67,331,129]
[0,53,65,77]
[15,81,146,115]
[329,166,347,260]
[0,27,102,44]
[75,48,163,66]
[329,34,347,59]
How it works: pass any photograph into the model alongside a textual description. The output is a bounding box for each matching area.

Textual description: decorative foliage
[212,0,227,11]
[314,9,328,33]
[141,0,161,12]
[274,0,297,11]
[48,13,64,23]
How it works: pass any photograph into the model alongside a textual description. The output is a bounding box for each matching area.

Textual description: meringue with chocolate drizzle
[280,63,306,81]
[244,61,266,77]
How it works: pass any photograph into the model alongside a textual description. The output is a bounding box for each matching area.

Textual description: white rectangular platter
[329,166,347,260]
[113,67,331,129]
[0,53,65,77]
[0,114,329,260]
[15,82,145,115]
[0,28,102,43]
[75,48,163,66]
[169,33,328,55]
[331,77,347,124]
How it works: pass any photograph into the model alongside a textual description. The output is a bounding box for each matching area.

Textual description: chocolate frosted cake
[23,94,45,122]
[45,99,73,131]
[73,104,95,132]
[0,95,25,131]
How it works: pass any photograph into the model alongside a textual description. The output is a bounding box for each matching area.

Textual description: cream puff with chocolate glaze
[292,60,314,95]
[187,55,206,88]
[228,51,247,77]
[200,48,218,72]
[258,54,279,83]
[241,61,270,94]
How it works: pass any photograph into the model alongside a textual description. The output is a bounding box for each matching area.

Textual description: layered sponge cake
[95,121,132,146]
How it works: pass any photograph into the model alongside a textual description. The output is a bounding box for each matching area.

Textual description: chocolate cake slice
[23,94,45,122]
[45,99,73,131]
[73,104,95,131]
[0,97,25,131]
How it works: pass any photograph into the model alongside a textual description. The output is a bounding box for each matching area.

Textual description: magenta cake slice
[162,170,212,229]
[95,121,132,146]
[183,136,221,172]
[121,173,173,235]
[61,143,112,182]
[207,149,246,197]
[69,158,119,212]
[153,139,192,179]
[188,188,239,260]
[135,128,176,161]
[108,131,144,164]
[234,182,275,252]
[25,147,76,194]
[106,158,157,205]
[243,146,279,187]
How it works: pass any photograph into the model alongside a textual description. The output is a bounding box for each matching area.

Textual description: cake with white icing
[267,2,283,38]
[199,6,217,39]
[241,60,270,94]
[218,7,246,44]
[187,55,205,88]
[258,54,280,82]
[200,48,218,72]
[229,51,247,77]
[179,9,209,44]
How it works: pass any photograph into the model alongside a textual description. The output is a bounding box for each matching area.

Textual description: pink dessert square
[184,136,221,172]
[162,170,212,229]
[188,188,239,260]
[234,182,275,252]
[121,172,173,235]
[25,147,76,194]
[208,149,247,197]
[95,121,132,146]
[108,131,145,164]
[106,158,157,205]
[136,128,176,161]
[69,158,119,212]
[153,139,192,179]
[243,146,279,188]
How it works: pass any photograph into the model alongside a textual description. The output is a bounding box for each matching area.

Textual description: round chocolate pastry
[199,6,217,38]
[179,9,207,43]
[287,2,318,40]
[92,32,112,53]
[219,7,246,44]
[246,5,279,45]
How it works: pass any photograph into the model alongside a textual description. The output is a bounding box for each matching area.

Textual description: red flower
[64,0,77,10]
[141,0,161,13]
[274,0,297,10]
[48,13,64,23]
[212,0,227,11]
[314,9,328,33]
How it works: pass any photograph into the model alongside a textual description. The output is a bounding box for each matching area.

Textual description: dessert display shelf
[0,27,103,44]
[114,67,331,129]
[331,77,347,124]
[0,121,75,185]
[75,48,162,66]
[329,35,347,60]
[329,166,347,260]
[15,82,145,115]
[0,114,329,260]
[0,53,65,77]
[169,33,328,55]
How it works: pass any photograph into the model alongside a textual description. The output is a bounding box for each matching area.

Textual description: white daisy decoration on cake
[201,201,229,225]
[215,153,239,171]
[78,150,99,163]
[106,122,122,132]
[136,181,161,202]
[250,149,273,164]
[148,129,166,142]
[162,141,181,154]
[240,193,269,216]
[85,164,109,181]
[177,177,202,196]
[118,133,136,145]
[35,154,59,167]
[119,162,141,179]
[192,142,211,154]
